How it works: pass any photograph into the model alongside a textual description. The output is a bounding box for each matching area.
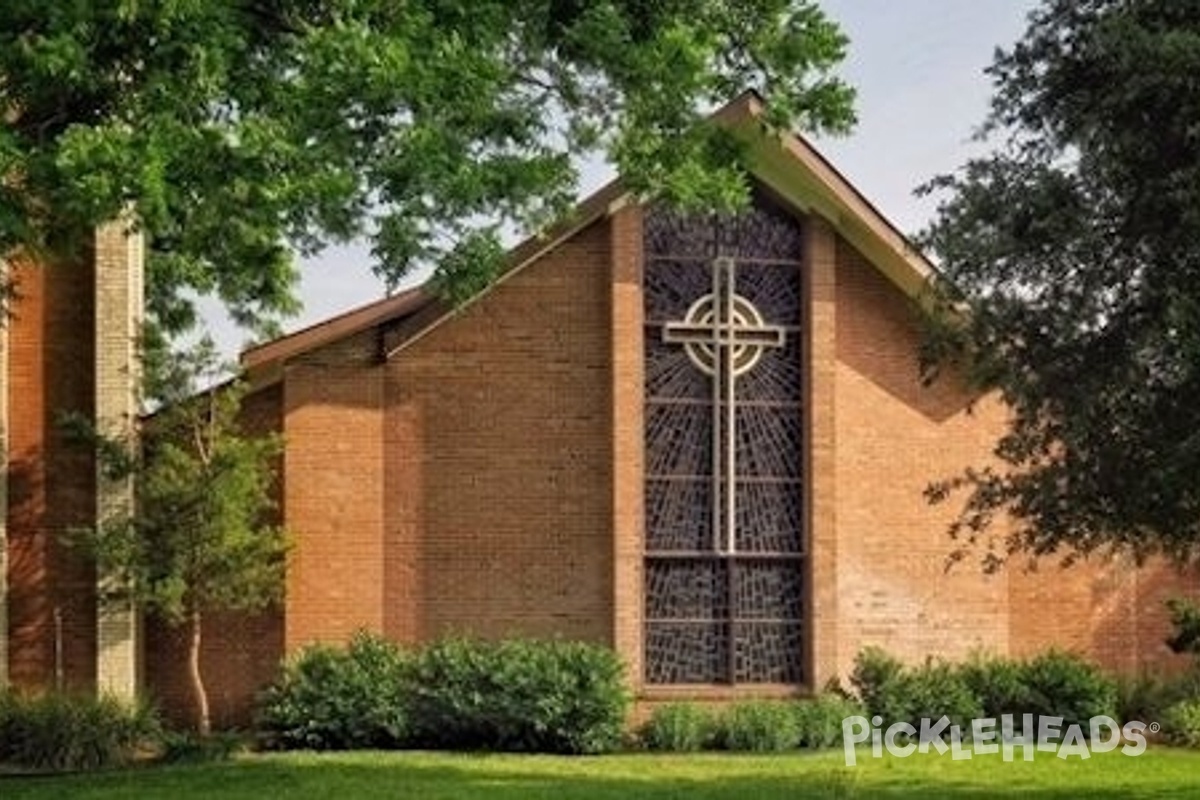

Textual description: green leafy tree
[74,341,288,735]
[1,1,854,336]
[920,1,1200,567]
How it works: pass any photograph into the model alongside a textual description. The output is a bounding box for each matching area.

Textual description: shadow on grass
[3,750,1200,800]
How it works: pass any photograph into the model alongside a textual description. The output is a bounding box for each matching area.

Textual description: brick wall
[283,329,386,648]
[832,236,1012,676]
[382,219,614,645]
[830,233,1200,677]
[192,200,1200,726]
[6,253,97,690]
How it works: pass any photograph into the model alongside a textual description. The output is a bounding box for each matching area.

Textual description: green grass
[2,748,1200,799]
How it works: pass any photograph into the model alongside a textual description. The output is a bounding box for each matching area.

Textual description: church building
[4,93,1196,725]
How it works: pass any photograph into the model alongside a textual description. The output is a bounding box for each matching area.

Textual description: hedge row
[850,647,1120,734]
[256,632,630,754]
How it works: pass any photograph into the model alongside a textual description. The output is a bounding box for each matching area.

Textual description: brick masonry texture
[171,204,1200,723]
[381,220,614,646]
[6,252,98,691]
[10,195,1200,726]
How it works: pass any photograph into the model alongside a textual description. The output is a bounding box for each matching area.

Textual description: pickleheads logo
[841,714,1150,766]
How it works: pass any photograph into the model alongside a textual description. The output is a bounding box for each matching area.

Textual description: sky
[202,0,1042,358]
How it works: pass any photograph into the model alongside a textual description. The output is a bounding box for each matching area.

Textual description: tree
[74,342,288,735]
[1,1,854,337]
[920,1,1200,567]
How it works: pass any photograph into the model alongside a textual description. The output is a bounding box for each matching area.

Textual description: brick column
[806,216,838,688]
[610,200,645,690]
[93,220,144,699]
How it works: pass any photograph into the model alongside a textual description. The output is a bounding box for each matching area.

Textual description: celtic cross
[662,256,786,554]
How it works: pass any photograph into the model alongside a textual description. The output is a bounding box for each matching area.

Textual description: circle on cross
[676,292,773,376]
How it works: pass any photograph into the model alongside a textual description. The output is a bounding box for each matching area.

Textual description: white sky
[202,0,1040,357]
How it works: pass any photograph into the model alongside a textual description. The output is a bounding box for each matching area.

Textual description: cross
[663,256,786,554]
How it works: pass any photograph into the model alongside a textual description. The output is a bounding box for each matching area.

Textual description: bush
[794,694,865,749]
[852,647,1119,739]
[1022,650,1118,730]
[1119,666,1200,729]
[714,701,798,752]
[1163,699,1200,747]
[0,690,159,772]
[256,631,411,750]
[903,661,983,733]
[406,638,629,754]
[639,703,714,751]
[850,647,906,722]
[1166,597,1200,656]
[850,649,980,734]
[960,654,1031,719]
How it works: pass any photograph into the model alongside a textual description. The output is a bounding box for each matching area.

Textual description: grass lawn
[2,748,1199,799]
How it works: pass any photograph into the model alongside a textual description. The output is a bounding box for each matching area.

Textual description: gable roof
[242,90,935,382]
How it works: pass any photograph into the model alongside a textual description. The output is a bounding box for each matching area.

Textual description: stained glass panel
[643,188,807,686]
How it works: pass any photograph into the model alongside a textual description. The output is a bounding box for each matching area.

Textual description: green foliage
[406,638,629,754]
[851,647,1114,734]
[77,340,289,627]
[71,340,290,734]
[898,661,982,733]
[0,0,855,338]
[1021,650,1118,730]
[848,647,906,722]
[713,701,799,752]
[959,654,1033,718]
[158,731,247,765]
[257,632,411,751]
[1167,597,1200,655]
[258,635,629,755]
[793,694,865,749]
[639,703,715,752]
[1114,670,1200,727]
[0,690,159,773]
[921,0,1200,563]
[1163,699,1200,748]
[849,647,978,730]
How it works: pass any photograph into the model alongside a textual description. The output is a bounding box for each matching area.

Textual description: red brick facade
[6,253,98,692]
[7,95,1199,726]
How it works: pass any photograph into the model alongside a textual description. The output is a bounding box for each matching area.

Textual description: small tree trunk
[187,609,211,737]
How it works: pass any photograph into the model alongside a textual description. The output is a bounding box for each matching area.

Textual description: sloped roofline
[242,90,936,377]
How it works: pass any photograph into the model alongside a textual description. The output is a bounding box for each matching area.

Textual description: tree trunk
[187,609,211,737]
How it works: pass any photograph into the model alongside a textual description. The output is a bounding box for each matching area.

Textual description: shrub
[1119,666,1200,729]
[1166,597,1200,656]
[714,700,798,752]
[1022,650,1118,730]
[902,660,983,733]
[256,631,411,750]
[1163,699,1200,747]
[639,703,715,751]
[850,647,906,722]
[794,694,865,749]
[960,654,1031,719]
[0,690,159,772]
[406,638,629,754]
[850,649,980,734]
